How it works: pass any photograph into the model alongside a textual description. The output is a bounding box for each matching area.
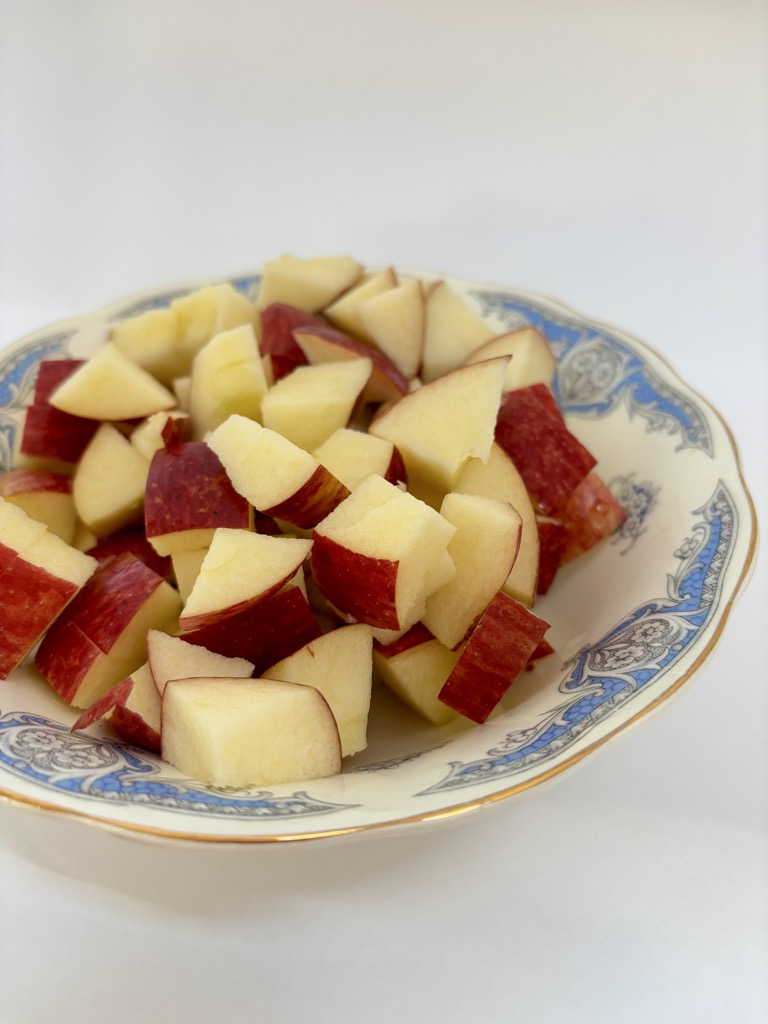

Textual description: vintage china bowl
[0,271,756,845]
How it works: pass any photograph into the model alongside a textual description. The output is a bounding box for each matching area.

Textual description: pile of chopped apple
[0,255,626,788]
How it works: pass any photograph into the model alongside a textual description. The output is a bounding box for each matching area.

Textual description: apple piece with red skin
[84,525,172,579]
[422,492,522,650]
[19,360,98,467]
[293,324,409,404]
[146,628,254,696]
[310,473,456,632]
[0,469,76,544]
[560,471,627,562]
[34,551,182,708]
[258,302,326,381]
[0,503,97,678]
[206,415,350,531]
[438,591,550,723]
[255,255,364,315]
[323,268,398,341]
[313,428,407,491]
[462,327,556,393]
[71,664,162,752]
[178,529,313,633]
[494,384,597,515]
[265,623,373,757]
[180,581,322,676]
[144,440,252,556]
[129,410,191,461]
[372,622,463,727]
[161,675,342,788]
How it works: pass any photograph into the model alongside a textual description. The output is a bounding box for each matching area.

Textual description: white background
[1,2,766,1022]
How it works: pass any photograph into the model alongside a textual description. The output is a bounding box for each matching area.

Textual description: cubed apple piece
[0,469,76,544]
[73,423,150,538]
[34,552,182,708]
[0,504,97,678]
[462,327,557,393]
[421,280,497,382]
[206,415,350,530]
[129,411,191,461]
[33,359,88,403]
[422,493,522,650]
[261,358,372,453]
[369,356,509,502]
[454,443,540,607]
[258,303,326,381]
[172,283,257,369]
[313,428,407,491]
[144,441,252,556]
[178,528,313,632]
[147,628,254,696]
[495,384,597,515]
[71,664,162,752]
[110,306,185,384]
[265,623,373,757]
[560,471,627,563]
[180,579,322,675]
[255,254,364,314]
[372,624,462,727]
[189,323,268,438]
[293,325,410,405]
[323,268,398,340]
[161,676,342,788]
[438,592,550,723]
[356,278,425,380]
[84,525,172,579]
[48,342,177,421]
[311,474,456,632]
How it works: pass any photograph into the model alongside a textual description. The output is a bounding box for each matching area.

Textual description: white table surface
[1,2,766,1022]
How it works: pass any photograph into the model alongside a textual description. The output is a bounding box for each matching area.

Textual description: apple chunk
[293,324,409,404]
[261,358,372,453]
[189,323,268,438]
[369,356,509,502]
[71,664,162,752]
[73,423,151,538]
[144,441,252,556]
[313,428,407,491]
[311,473,456,631]
[0,500,97,678]
[421,279,497,382]
[438,592,550,723]
[373,624,462,726]
[258,302,325,381]
[463,327,556,392]
[422,493,522,650]
[161,676,342,787]
[0,469,76,544]
[265,623,373,757]
[206,414,350,530]
[256,254,364,313]
[147,628,254,695]
[48,342,177,421]
[35,552,182,708]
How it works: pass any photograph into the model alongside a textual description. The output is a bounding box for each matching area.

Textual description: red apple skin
[144,442,251,544]
[71,677,134,731]
[0,539,20,575]
[0,555,82,678]
[33,360,87,402]
[85,526,172,579]
[310,533,400,631]
[259,303,325,381]
[494,384,597,515]
[180,586,322,676]
[34,619,103,702]
[293,325,410,403]
[264,466,350,530]
[560,471,627,562]
[384,446,408,488]
[20,401,99,465]
[41,552,169,655]
[438,592,550,723]
[0,470,72,498]
[536,519,568,595]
